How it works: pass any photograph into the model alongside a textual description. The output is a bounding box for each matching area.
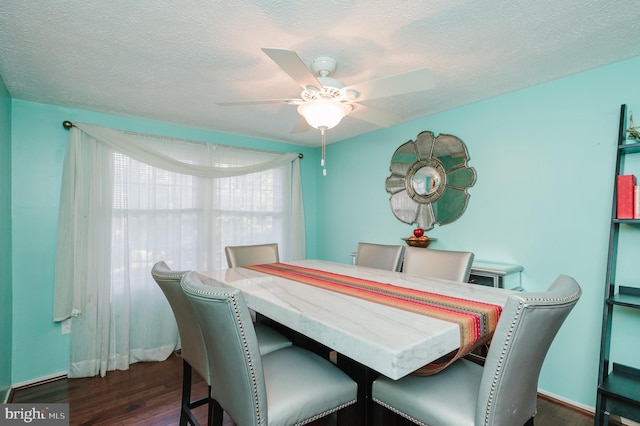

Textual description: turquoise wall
[9,102,319,385]
[317,55,640,407]
[7,55,640,410]
[0,73,12,401]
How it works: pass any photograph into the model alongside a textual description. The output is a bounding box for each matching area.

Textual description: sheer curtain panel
[53,123,305,377]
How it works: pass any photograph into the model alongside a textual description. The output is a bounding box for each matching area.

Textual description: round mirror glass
[412,166,441,195]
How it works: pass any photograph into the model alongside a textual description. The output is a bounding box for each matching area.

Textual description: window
[54,123,304,377]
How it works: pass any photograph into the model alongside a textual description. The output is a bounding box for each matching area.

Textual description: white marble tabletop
[204,259,516,380]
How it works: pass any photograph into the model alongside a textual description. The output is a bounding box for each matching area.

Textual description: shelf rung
[607,287,640,308]
[599,363,640,403]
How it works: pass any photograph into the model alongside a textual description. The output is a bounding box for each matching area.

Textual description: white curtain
[53,123,305,377]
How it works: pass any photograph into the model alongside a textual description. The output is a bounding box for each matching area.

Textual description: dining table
[203,259,516,425]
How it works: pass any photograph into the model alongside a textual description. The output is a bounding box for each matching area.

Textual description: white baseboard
[537,389,594,413]
[11,371,67,391]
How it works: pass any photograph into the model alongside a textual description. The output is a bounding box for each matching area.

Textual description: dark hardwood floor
[10,353,597,425]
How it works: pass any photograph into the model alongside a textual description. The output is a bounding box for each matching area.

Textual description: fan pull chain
[320,126,327,176]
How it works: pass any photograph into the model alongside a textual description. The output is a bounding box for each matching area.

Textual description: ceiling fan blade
[349,103,402,128]
[216,98,300,106]
[291,116,311,134]
[262,47,322,90]
[347,68,434,102]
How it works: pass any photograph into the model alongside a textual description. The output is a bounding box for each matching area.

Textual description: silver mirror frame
[385,131,476,231]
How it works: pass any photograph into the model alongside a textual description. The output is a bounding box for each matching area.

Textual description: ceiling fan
[217,47,435,174]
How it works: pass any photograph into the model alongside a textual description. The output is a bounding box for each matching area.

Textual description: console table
[468,260,523,290]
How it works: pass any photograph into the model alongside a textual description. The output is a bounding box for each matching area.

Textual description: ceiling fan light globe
[297,100,352,130]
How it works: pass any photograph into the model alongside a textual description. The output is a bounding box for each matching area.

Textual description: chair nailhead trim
[296,399,357,426]
[372,398,429,426]
[229,294,264,425]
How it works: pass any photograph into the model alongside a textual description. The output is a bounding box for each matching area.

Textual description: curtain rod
[62,120,304,159]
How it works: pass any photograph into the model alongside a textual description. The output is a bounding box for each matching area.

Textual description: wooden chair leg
[181,360,208,426]
[180,360,192,426]
[209,396,223,426]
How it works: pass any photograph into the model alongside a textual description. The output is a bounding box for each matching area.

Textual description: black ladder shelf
[595,104,640,424]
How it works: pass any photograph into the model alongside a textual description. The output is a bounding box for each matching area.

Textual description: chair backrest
[181,271,267,426]
[151,261,209,384]
[475,274,581,426]
[225,243,279,268]
[355,242,405,272]
[402,246,474,282]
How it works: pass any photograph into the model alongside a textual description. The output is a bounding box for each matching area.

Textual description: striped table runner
[244,262,501,375]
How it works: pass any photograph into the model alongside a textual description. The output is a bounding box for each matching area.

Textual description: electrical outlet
[61,318,71,335]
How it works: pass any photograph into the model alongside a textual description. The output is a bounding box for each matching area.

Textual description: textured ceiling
[1,0,640,147]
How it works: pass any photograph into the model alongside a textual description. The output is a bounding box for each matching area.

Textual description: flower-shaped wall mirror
[385,131,476,231]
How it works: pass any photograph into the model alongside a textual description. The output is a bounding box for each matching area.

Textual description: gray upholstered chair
[225,243,279,268]
[355,242,405,272]
[181,271,358,426]
[372,274,581,426]
[402,246,475,282]
[151,261,292,426]
[224,243,281,323]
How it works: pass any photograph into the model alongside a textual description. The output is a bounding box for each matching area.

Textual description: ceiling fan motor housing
[312,56,337,77]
